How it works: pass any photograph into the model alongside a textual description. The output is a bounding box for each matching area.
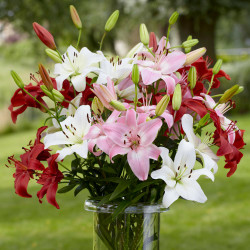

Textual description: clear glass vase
[85,200,168,250]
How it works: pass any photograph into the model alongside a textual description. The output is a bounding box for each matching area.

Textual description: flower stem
[206,74,215,94]
[99,32,107,50]
[76,28,82,49]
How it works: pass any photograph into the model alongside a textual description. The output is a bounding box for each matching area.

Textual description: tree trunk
[177,13,218,64]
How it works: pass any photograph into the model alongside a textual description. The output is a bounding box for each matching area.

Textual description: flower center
[124,131,141,150]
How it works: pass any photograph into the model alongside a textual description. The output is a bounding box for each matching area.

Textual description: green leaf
[111,192,146,219]
[74,183,86,196]
[101,166,116,174]
[71,158,81,173]
[132,180,156,193]
[109,181,131,201]
[97,194,112,206]
[58,183,77,193]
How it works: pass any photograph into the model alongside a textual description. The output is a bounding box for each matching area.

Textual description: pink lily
[84,110,121,155]
[137,36,186,94]
[92,77,117,110]
[103,109,162,181]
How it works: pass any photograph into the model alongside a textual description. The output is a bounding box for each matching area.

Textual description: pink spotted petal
[140,68,162,85]
[138,118,162,146]
[126,109,137,128]
[127,149,150,181]
[160,51,186,75]
[109,145,130,162]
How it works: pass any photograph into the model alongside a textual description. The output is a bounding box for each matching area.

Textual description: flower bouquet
[6,7,245,250]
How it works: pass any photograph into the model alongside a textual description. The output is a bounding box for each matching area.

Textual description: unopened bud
[109,100,126,111]
[175,72,182,79]
[70,5,82,29]
[218,85,239,104]
[188,66,197,90]
[11,70,24,89]
[132,64,140,85]
[198,113,210,127]
[155,95,170,116]
[235,86,244,95]
[39,64,53,91]
[92,97,104,115]
[212,59,223,75]
[105,10,119,32]
[185,35,192,53]
[169,11,179,25]
[172,84,182,111]
[52,89,64,102]
[41,85,64,102]
[182,39,199,49]
[140,23,149,46]
[149,32,157,52]
[33,22,56,50]
[45,49,62,63]
[184,47,206,66]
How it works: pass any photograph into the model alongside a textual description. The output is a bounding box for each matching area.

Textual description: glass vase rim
[84,199,169,214]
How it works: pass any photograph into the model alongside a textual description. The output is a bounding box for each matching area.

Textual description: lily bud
[155,95,170,116]
[132,64,140,85]
[140,23,149,46]
[92,97,104,115]
[109,100,126,111]
[172,84,182,111]
[235,86,244,95]
[212,59,223,75]
[184,35,192,53]
[52,89,64,102]
[218,85,239,104]
[182,39,199,49]
[38,64,53,91]
[149,32,157,52]
[197,113,210,127]
[105,10,119,32]
[184,47,206,66]
[169,11,179,25]
[41,85,64,102]
[33,22,56,50]
[188,66,197,90]
[45,49,62,63]
[11,70,24,89]
[70,5,82,29]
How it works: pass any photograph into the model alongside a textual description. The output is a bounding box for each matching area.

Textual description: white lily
[151,140,214,208]
[96,54,133,85]
[54,45,102,92]
[181,114,219,173]
[44,105,91,161]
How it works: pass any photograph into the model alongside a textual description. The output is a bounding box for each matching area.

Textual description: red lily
[37,154,64,209]
[8,126,50,197]
[9,82,48,123]
[191,57,231,93]
[210,110,245,177]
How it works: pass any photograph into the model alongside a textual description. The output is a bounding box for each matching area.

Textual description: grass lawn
[0,115,249,250]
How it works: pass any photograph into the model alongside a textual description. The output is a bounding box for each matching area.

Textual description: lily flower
[195,93,237,144]
[137,36,186,94]
[92,78,117,110]
[103,109,162,181]
[96,54,133,85]
[151,141,214,208]
[44,105,91,161]
[54,45,102,92]
[182,114,219,172]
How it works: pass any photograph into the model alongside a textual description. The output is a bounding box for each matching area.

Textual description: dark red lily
[37,154,64,209]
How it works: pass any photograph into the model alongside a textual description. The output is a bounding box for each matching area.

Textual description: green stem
[145,45,155,57]
[76,28,82,49]
[165,25,171,47]
[206,74,215,94]
[22,88,53,116]
[211,94,223,98]
[134,83,138,111]
[55,49,63,60]
[99,32,107,50]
